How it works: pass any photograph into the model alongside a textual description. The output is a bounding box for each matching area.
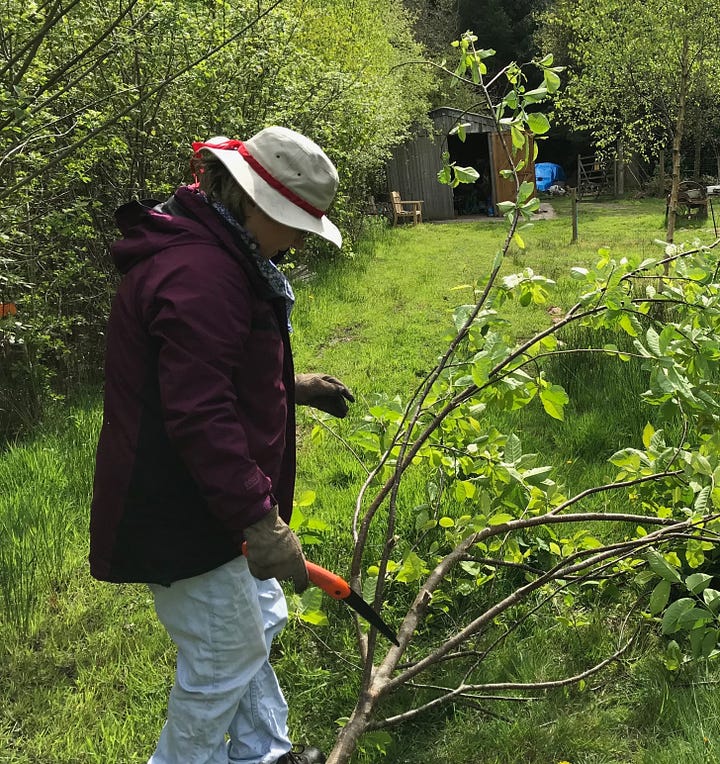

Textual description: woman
[90,126,353,764]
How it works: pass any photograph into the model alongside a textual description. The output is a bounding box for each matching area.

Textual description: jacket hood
[111,186,253,277]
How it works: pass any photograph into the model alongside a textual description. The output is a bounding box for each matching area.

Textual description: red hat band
[192,139,325,220]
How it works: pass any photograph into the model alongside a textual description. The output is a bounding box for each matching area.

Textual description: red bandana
[192,139,325,219]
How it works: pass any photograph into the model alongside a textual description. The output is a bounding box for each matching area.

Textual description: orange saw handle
[241,542,351,600]
[305,560,351,600]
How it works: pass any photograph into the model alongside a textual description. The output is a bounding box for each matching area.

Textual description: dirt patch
[325,323,363,346]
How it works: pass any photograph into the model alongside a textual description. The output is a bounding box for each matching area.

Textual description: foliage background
[0,0,436,437]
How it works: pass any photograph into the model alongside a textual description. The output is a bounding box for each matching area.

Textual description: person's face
[243,203,308,259]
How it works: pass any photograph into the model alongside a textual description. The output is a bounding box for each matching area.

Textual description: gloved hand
[295,373,355,418]
[243,506,309,593]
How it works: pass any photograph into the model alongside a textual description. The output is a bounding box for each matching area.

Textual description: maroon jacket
[90,186,296,585]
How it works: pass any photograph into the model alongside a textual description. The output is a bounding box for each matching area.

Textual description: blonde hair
[191,152,251,224]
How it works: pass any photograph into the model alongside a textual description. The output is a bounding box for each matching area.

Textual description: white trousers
[147,555,291,764]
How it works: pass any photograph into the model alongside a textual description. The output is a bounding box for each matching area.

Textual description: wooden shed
[386,107,534,221]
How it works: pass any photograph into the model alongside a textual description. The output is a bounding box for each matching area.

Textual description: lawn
[2,196,720,763]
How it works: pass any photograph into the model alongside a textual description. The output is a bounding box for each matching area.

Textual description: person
[89,126,355,764]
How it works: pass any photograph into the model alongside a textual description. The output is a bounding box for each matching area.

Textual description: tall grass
[0,406,99,637]
[1,198,720,762]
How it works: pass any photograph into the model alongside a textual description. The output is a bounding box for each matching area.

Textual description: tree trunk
[666,36,690,245]
[326,695,376,764]
[659,148,666,194]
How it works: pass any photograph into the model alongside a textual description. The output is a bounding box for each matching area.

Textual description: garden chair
[389,191,423,225]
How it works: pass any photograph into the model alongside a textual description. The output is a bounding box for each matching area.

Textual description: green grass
[2,197,720,763]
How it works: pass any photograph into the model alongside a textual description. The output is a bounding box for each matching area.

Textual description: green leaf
[695,485,711,513]
[296,587,329,626]
[701,629,718,658]
[619,312,640,337]
[511,125,525,149]
[520,197,541,215]
[703,588,720,613]
[646,327,661,357]
[544,69,561,93]
[663,639,682,670]
[454,165,480,184]
[539,384,570,420]
[686,573,713,595]
[294,490,316,508]
[506,433,522,463]
[449,122,471,141]
[649,579,671,615]
[362,575,378,605]
[298,608,329,626]
[678,607,713,631]
[646,549,682,583]
[437,164,453,185]
[522,87,549,105]
[521,466,553,485]
[690,626,707,659]
[396,551,429,583]
[612,445,643,471]
[662,597,694,634]
[489,512,514,525]
[517,181,535,204]
[454,480,476,500]
[642,422,655,449]
[358,731,393,756]
[289,506,306,531]
[526,112,551,135]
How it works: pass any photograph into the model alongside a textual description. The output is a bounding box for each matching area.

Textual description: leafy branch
[320,33,720,764]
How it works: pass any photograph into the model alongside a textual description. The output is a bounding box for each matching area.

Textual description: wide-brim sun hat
[192,126,342,248]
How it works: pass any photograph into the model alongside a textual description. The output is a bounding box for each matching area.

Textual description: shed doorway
[448,132,493,216]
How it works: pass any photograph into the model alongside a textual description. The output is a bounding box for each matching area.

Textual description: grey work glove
[295,373,355,418]
[243,506,309,593]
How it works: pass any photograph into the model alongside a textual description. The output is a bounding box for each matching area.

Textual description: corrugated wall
[387,135,454,221]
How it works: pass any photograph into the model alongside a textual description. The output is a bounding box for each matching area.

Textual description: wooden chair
[389,191,423,225]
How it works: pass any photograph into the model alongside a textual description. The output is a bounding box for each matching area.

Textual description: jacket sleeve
[141,244,279,539]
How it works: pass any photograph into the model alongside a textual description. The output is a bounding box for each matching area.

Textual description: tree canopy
[536,0,720,163]
[0,0,436,434]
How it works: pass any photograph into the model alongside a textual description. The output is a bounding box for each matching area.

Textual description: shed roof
[429,107,496,134]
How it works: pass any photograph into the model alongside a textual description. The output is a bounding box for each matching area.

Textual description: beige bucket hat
[192,126,342,248]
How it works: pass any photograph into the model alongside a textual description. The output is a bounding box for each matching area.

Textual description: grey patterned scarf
[206,196,296,330]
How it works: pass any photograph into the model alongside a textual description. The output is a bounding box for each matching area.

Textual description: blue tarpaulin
[535,162,566,192]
